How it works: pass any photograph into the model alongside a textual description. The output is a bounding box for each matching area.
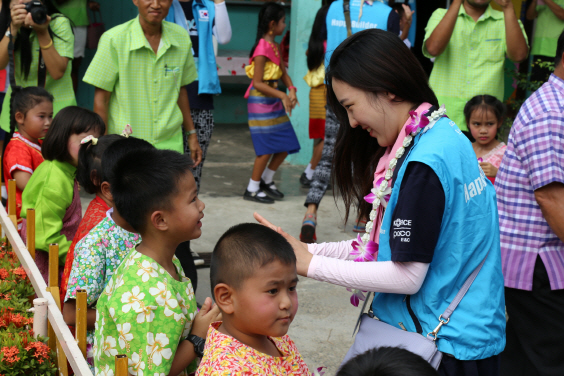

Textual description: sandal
[353,218,367,233]
[300,214,317,243]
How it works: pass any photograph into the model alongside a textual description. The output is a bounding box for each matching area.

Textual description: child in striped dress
[243,2,300,204]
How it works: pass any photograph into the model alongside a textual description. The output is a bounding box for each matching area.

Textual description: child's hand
[402,4,415,24]
[281,94,294,117]
[190,297,222,339]
[289,91,299,109]
[479,162,498,177]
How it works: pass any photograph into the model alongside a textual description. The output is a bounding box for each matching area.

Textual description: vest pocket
[406,295,423,334]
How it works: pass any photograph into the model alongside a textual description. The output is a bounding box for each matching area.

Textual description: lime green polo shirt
[531,0,564,57]
[423,6,528,131]
[56,0,89,27]
[0,15,76,132]
[21,160,76,265]
[83,16,197,152]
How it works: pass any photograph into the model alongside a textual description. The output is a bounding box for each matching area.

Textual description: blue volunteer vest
[166,0,221,95]
[325,0,392,67]
[372,117,506,361]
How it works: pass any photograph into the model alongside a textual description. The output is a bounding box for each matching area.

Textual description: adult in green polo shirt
[423,0,529,132]
[0,1,75,133]
[84,0,202,159]
[527,0,564,82]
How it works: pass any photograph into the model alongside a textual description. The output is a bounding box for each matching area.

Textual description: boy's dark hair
[463,95,506,126]
[336,347,439,376]
[42,106,106,163]
[210,223,296,296]
[110,148,194,233]
[100,137,155,186]
[391,3,405,18]
[76,134,122,194]
[555,29,564,65]
[250,2,285,57]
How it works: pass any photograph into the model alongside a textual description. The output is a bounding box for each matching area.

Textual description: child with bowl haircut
[196,223,310,375]
[93,148,219,376]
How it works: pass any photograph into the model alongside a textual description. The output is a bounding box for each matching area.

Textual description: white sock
[261,167,276,184]
[247,179,267,197]
[305,163,314,180]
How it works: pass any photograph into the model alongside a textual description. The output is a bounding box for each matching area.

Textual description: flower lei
[347,105,447,307]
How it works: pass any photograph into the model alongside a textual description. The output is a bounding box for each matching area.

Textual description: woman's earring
[269,30,273,35]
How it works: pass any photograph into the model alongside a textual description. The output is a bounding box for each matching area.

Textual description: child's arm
[12,171,32,192]
[279,56,298,113]
[167,297,221,376]
[252,55,294,115]
[400,5,414,41]
[62,299,96,329]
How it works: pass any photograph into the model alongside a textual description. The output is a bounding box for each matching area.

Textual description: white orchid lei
[347,105,447,307]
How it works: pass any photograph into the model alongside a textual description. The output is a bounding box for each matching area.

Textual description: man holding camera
[423,0,529,132]
[0,0,75,132]
[84,0,202,161]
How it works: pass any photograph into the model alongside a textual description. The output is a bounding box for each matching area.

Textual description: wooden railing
[2,179,128,376]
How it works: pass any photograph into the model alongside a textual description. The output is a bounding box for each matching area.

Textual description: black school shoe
[243,189,275,204]
[299,172,312,188]
[260,180,285,200]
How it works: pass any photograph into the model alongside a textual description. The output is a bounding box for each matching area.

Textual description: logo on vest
[464,171,488,203]
[393,218,411,242]
[330,19,378,29]
[199,10,209,22]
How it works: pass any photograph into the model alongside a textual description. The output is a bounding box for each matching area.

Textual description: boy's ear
[14,111,25,125]
[99,181,113,203]
[90,169,100,189]
[214,283,235,315]
[150,210,169,232]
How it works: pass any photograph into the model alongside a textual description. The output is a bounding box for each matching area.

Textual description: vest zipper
[406,295,423,334]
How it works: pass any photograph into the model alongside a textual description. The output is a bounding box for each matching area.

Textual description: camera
[24,1,48,25]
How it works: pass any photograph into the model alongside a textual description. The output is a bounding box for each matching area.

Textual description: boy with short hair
[93,148,219,376]
[197,223,310,375]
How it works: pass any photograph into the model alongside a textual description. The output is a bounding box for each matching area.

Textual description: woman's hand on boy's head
[253,212,313,277]
[190,297,222,339]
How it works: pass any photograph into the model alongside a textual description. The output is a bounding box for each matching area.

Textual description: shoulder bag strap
[343,0,352,37]
[38,50,46,88]
[354,252,490,336]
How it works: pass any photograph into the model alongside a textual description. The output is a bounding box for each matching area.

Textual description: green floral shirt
[64,212,141,372]
[93,250,197,376]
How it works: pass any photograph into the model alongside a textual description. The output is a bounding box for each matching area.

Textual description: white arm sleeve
[308,240,356,260]
[307,256,429,295]
[212,1,232,45]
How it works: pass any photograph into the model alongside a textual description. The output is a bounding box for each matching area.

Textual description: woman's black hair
[76,134,123,194]
[42,106,106,163]
[336,347,439,376]
[463,95,506,126]
[307,4,330,71]
[250,2,285,57]
[0,86,53,183]
[0,0,67,80]
[326,29,439,223]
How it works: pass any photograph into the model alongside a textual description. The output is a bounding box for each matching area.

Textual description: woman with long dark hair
[0,0,75,135]
[257,29,505,376]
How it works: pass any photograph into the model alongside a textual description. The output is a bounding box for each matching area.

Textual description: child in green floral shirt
[94,148,220,376]
[62,136,154,372]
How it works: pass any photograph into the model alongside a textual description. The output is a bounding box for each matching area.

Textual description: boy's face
[231,260,299,338]
[164,171,205,242]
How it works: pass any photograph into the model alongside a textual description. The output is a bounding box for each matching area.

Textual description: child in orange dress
[197,223,310,376]
[2,87,53,233]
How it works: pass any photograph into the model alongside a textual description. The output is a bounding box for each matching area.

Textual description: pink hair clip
[121,124,133,138]
[80,135,98,145]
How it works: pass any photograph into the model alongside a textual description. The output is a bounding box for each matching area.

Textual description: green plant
[0,239,58,375]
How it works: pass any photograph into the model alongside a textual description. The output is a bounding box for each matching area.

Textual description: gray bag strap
[354,252,490,338]
[343,0,352,37]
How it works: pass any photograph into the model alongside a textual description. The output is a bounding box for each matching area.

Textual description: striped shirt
[496,74,564,291]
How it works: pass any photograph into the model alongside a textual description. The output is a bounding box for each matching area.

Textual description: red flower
[25,342,50,364]
[231,70,236,76]
[227,57,232,60]
[1,346,20,364]
[0,268,8,280]
[11,266,26,279]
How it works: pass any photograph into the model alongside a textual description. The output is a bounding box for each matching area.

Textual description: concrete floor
[80,123,361,374]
